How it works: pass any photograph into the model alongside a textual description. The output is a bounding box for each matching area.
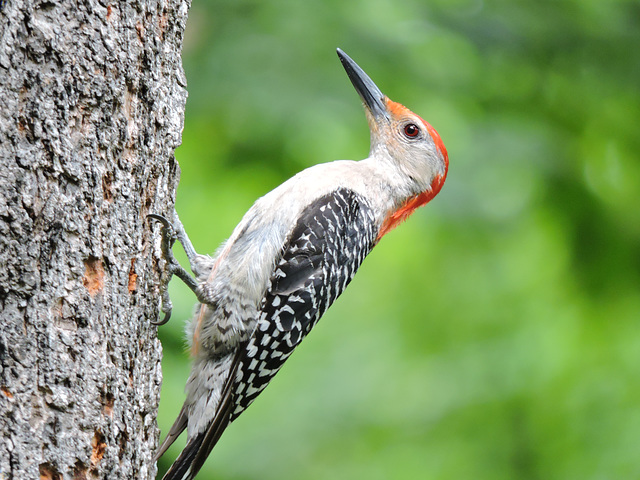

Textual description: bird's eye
[403,123,420,138]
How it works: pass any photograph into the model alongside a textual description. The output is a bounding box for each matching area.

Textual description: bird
[151,48,449,480]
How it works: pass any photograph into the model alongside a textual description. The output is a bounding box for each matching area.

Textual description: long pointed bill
[337,48,390,121]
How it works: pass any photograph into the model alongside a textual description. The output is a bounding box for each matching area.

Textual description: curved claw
[149,213,178,326]
[151,310,172,326]
[147,213,173,230]
[148,211,203,327]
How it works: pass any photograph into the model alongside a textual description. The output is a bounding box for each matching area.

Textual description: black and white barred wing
[231,187,378,419]
[162,188,378,480]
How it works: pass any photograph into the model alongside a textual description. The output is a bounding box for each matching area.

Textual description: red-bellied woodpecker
[151,48,449,480]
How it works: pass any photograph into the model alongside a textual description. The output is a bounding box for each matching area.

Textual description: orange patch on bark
[128,258,137,292]
[83,257,104,296]
[91,430,107,465]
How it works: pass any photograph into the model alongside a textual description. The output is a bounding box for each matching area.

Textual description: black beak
[337,48,389,121]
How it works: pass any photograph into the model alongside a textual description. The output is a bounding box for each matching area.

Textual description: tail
[160,347,246,480]
[154,404,188,463]
[160,410,232,480]
[159,429,208,480]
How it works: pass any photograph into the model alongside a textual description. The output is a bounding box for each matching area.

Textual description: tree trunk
[0,0,189,478]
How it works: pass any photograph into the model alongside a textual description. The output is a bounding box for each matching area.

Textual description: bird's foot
[148,212,201,325]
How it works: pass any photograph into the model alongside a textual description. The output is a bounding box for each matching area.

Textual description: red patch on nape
[417,115,449,167]
[377,173,446,241]
[376,98,449,241]
[385,98,449,166]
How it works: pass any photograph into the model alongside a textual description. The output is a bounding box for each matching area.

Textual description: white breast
[189,157,407,355]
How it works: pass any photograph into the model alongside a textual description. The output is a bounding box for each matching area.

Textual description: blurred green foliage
[157,1,640,478]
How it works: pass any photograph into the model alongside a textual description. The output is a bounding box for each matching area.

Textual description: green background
[157,1,640,478]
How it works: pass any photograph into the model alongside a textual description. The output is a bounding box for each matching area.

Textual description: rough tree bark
[0,0,189,478]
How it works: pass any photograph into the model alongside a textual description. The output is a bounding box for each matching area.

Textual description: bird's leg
[165,210,219,281]
[148,211,201,325]
[169,210,200,273]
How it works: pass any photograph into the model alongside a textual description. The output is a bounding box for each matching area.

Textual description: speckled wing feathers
[161,188,377,480]
[231,187,378,418]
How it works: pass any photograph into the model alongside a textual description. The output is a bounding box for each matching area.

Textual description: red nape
[384,98,449,166]
[420,117,449,167]
[377,174,446,241]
